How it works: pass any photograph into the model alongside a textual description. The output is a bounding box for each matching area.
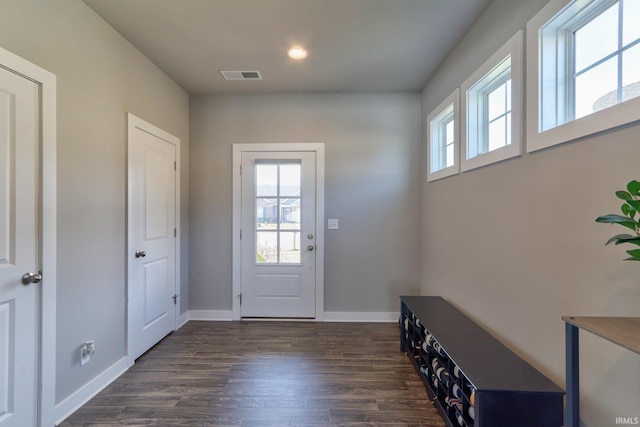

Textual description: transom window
[461,30,523,172]
[255,161,302,264]
[528,0,640,151]
[572,0,640,120]
[427,89,460,181]
[527,0,640,137]
[466,57,512,159]
[431,105,455,171]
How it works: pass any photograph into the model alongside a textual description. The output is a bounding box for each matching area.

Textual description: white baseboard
[185,310,398,323]
[323,311,399,322]
[176,310,190,329]
[188,309,234,321]
[186,310,399,323]
[54,356,130,426]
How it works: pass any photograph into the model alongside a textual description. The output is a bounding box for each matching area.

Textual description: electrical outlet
[328,219,339,230]
[80,340,95,366]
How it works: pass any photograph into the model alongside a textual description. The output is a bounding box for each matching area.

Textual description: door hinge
[172,294,178,305]
[174,228,177,237]
[239,293,242,305]
[240,229,242,240]
[240,164,242,175]
[174,161,176,171]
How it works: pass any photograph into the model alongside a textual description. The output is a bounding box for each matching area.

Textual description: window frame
[467,60,512,158]
[426,89,460,182]
[526,0,640,152]
[461,31,523,172]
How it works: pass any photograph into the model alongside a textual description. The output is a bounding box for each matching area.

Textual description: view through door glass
[255,161,302,264]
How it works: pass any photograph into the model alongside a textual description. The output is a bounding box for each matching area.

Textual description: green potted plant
[595,179,640,261]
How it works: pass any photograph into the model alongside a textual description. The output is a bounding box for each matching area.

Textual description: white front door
[240,151,317,318]
[0,63,40,427]
[128,114,178,361]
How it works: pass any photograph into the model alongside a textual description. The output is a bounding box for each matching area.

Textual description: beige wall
[0,0,190,404]
[189,93,422,314]
[421,0,640,425]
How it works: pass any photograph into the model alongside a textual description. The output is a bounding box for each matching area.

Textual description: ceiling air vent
[220,70,263,80]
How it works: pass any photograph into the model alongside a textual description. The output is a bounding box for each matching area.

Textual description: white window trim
[461,30,523,172]
[427,89,460,182]
[526,0,640,152]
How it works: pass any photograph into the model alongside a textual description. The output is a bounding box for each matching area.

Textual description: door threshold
[240,317,318,322]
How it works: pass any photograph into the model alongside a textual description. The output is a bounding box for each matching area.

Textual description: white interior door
[240,151,317,318]
[0,64,40,427]
[128,114,178,361]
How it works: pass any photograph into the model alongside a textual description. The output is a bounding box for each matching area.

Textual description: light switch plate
[328,219,339,230]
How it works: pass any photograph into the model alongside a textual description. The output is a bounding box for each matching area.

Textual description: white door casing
[232,144,325,320]
[0,47,56,427]
[127,113,179,363]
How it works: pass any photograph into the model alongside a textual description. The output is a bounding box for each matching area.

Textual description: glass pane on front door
[279,163,301,196]
[279,232,301,264]
[256,231,277,263]
[255,161,302,264]
[256,164,278,197]
[256,198,277,230]
[279,198,300,230]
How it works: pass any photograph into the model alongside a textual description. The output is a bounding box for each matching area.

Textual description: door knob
[135,250,146,258]
[22,272,42,286]
[307,245,315,251]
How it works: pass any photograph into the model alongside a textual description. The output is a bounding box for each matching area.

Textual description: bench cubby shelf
[400,296,564,427]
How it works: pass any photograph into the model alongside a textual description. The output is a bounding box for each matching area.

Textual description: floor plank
[59,321,445,427]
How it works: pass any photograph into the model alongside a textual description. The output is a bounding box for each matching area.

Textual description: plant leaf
[605,233,637,245]
[626,199,640,212]
[614,236,640,246]
[616,190,632,201]
[625,249,640,261]
[596,214,636,229]
[627,180,640,196]
[621,203,630,216]
[595,214,637,231]
[595,214,630,223]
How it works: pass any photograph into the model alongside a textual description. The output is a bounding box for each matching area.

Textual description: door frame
[126,113,180,366]
[232,143,325,321]
[0,47,57,427]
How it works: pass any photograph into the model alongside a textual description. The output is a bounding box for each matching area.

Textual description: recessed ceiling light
[288,47,308,59]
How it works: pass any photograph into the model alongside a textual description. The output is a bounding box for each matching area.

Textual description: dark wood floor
[59,321,445,427]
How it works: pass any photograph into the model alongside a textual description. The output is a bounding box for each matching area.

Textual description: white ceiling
[83,0,492,94]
